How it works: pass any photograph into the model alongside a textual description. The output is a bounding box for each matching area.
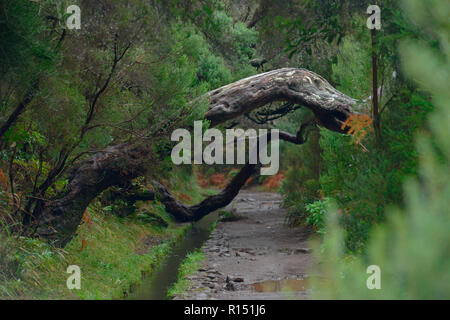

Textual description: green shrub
[305,198,331,234]
[318,30,432,252]
[312,0,450,299]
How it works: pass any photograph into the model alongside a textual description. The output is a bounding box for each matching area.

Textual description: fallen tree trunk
[31,68,361,247]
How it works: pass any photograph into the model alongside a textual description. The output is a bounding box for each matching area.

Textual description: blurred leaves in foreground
[312,0,449,299]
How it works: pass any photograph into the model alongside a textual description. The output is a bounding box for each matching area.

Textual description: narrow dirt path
[174,190,314,300]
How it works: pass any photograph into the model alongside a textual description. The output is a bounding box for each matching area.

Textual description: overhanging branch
[152,125,315,222]
[32,68,363,247]
[204,68,365,132]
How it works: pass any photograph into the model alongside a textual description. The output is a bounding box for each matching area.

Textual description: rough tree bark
[204,68,361,131]
[31,68,363,247]
[152,163,259,222]
[151,123,317,222]
[30,143,154,246]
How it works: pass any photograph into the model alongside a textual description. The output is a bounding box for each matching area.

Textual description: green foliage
[281,166,321,226]
[318,87,433,252]
[0,234,20,284]
[0,211,187,299]
[305,198,331,234]
[312,0,450,299]
[198,9,257,79]
[0,185,196,300]
[331,34,371,100]
[276,0,434,254]
[184,32,232,89]
[231,21,258,61]
[0,1,252,226]
[1,0,448,301]
[314,12,434,251]
[0,155,210,299]
[0,0,55,80]
[167,248,204,298]
[279,109,322,226]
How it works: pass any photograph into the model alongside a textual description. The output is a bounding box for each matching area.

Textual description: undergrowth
[0,168,213,300]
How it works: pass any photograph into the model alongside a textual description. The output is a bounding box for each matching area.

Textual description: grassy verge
[0,205,189,300]
[166,207,222,299]
[167,248,205,298]
[0,168,216,300]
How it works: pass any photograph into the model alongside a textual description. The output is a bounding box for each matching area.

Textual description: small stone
[225,282,235,291]
[294,248,312,254]
[196,293,208,299]
[206,269,221,275]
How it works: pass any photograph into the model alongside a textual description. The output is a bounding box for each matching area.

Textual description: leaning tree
[29,68,364,247]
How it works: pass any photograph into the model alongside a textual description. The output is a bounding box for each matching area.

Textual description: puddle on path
[251,278,309,293]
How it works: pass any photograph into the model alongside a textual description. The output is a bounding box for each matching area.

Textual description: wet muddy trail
[174,190,314,300]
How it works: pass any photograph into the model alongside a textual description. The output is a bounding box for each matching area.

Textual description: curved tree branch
[204,68,365,132]
[152,163,259,222]
[31,68,362,246]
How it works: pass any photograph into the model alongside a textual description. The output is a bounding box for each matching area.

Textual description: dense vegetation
[0,0,448,299]
[276,0,435,253]
[312,0,449,298]
[0,0,253,298]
